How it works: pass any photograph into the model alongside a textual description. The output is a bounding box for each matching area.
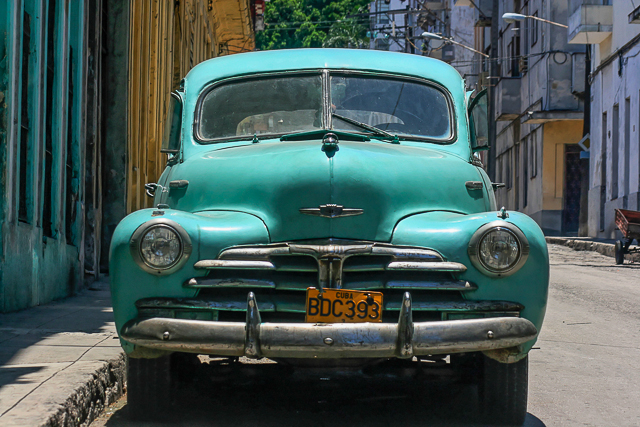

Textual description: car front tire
[480,354,528,426]
[127,355,173,419]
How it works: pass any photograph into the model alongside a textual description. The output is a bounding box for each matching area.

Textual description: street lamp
[421,32,489,58]
[502,13,568,28]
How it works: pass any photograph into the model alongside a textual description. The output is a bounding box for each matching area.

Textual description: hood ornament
[321,133,339,158]
[300,204,363,218]
[322,133,339,148]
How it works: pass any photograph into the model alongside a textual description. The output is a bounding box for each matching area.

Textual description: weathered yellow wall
[127,0,254,213]
[542,120,583,211]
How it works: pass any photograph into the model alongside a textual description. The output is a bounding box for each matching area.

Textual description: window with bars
[18,11,32,224]
[65,46,76,245]
[43,0,57,237]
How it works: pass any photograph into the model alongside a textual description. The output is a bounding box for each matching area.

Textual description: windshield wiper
[331,113,400,144]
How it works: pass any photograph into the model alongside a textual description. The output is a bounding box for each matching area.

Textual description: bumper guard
[121,292,537,359]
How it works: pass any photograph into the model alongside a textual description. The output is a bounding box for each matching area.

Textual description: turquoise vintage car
[110,48,548,424]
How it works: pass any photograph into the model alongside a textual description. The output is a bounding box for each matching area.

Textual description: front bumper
[121,292,537,359]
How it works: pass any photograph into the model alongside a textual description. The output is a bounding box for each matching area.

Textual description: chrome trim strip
[218,243,291,259]
[136,297,277,312]
[184,278,475,291]
[194,260,275,270]
[135,297,523,313]
[369,244,442,259]
[214,242,443,261]
[184,278,276,289]
[386,280,476,291]
[386,261,467,272]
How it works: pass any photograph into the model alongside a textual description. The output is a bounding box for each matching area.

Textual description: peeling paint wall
[0,0,103,312]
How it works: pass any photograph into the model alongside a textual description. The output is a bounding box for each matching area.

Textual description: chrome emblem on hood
[299,204,364,218]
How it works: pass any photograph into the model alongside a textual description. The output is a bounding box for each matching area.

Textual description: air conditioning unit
[519,56,528,73]
[479,72,490,88]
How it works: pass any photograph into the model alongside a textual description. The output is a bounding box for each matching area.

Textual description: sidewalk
[545,236,640,263]
[0,280,125,427]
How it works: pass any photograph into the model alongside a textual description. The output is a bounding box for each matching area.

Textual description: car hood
[169,139,488,242]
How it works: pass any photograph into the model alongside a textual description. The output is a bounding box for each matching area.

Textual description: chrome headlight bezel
[130,219,193,275]
[467,221,529,277]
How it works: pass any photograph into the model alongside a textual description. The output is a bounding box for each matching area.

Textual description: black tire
[127,355,173,419]
[615,240,625,265]
[480,354,528,426]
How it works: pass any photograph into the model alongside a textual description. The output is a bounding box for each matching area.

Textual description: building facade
[570,0,640,238]
[450,0,587,236]
[0,0,255,313]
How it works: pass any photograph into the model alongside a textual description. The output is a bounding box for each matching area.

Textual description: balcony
[630,4,640,24]
[568,4,613,44]
[495,78,521,121]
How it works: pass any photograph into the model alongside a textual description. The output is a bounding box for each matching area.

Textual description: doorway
[563,144,582,234]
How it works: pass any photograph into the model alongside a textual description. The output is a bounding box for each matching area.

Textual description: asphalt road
[90,245,640,427]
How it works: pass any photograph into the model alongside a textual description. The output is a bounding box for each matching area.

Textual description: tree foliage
[256,0,371,50]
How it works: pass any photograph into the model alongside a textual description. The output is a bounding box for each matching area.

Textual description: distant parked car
[110,48,549,425]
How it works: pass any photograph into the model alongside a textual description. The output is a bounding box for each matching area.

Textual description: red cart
[614,209,640,264]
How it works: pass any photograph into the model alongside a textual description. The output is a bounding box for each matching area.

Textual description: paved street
[91,245,640,427]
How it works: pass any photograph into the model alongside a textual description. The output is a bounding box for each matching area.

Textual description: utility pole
[487,0,499,181]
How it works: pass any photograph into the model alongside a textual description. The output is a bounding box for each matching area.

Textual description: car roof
[182,49,471,161]
[184,48,464,96]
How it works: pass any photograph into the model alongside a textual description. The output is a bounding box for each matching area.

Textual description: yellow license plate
[305,288,383,323]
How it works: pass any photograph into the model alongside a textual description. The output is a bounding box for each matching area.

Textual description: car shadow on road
[98,359,548,427]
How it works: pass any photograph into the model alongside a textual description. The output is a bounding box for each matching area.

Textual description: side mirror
[468,89,489,152]
[161,92,183,154]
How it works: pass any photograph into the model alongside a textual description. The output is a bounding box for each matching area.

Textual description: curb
[545,237,640,263]
[45,353,126,427]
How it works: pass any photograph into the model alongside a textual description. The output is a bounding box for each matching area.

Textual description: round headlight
[468,222,529,277]
[130,219,192,274]
[140,225,182,268]
[478,228,520,271]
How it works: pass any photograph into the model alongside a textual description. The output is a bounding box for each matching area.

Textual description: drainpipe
[578,45,591,237]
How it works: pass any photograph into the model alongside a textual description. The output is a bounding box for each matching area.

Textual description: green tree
[256,0,371,51]
[322,17,368,48]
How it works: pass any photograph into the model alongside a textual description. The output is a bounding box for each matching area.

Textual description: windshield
[330,75,451,140]
[197,72,453,143]
[198,74,323,140]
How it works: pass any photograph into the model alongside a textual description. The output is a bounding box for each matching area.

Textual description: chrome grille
[191,241,469,292]
[156,241,523,323]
